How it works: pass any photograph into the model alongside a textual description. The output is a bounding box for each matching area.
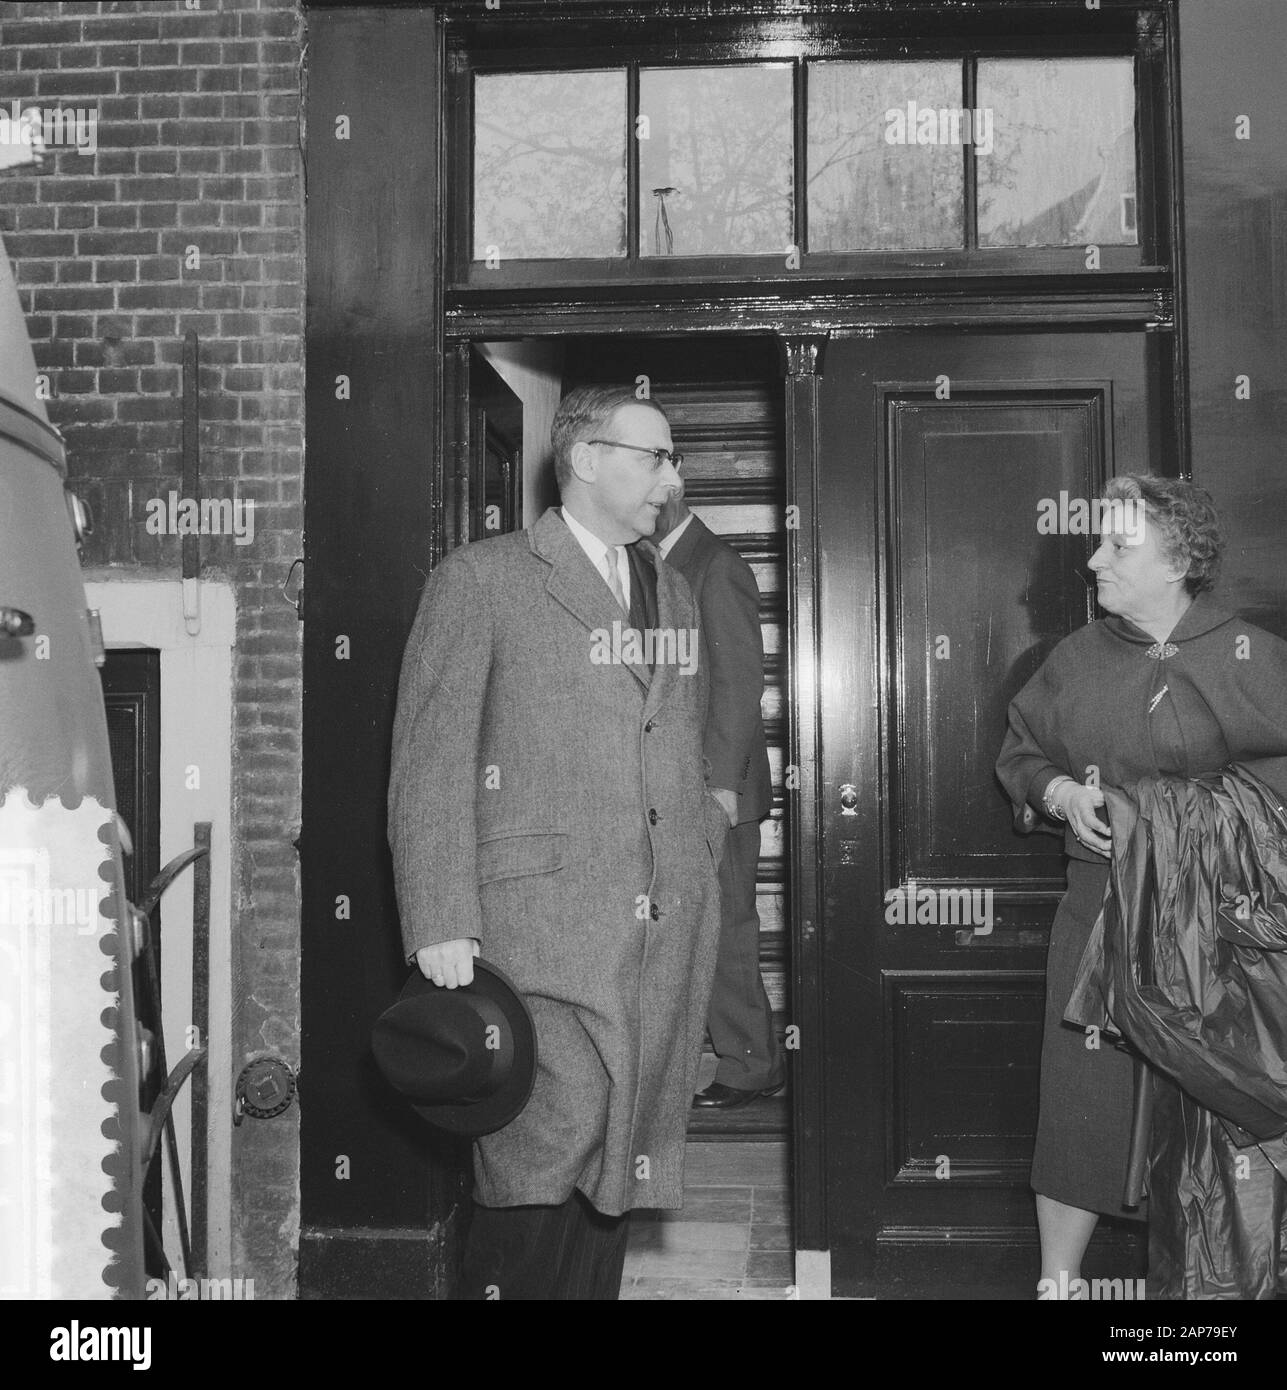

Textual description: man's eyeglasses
[587,438,684,474]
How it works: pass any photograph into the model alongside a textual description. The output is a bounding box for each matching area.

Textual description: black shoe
[691,1080,786,1110]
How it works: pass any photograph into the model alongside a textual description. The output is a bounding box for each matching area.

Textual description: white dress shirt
[561,505,631,608]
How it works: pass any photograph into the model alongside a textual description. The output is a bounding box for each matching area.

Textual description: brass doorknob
[839,783,858,815]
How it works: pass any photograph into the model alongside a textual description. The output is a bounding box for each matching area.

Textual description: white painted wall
[477,340,565,526]
[82,575,234,1283]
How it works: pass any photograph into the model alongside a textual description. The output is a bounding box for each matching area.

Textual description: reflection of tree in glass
[639,67,793,256]
[978,59,1136,247]
[807,62,963,251]
[473,71,627,260]
[470,60,1136,263]
[1073,127,1137,245]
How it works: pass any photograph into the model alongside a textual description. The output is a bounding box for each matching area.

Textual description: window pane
[638,65,793,257]
[807,61,965,251]
[977,58,1137,248]
[473,71,627,260]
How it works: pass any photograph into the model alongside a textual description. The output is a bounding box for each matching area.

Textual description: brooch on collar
[1146,641,1179,660]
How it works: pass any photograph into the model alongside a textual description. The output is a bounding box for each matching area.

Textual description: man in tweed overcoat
[388,385,728,1299]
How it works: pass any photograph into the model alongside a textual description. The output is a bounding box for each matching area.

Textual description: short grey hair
[550,385,669,490]
[1102,474,1223,595]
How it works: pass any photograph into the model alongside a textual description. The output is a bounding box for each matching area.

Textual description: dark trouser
[457,1191,631,1301]
[709,817,783,1091]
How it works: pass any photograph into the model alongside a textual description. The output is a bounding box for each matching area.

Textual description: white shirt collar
[560,504,613,562]
[560,505,630,601]
[657,512,694,559]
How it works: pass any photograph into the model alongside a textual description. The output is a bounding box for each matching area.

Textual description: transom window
[452,22,1166,287]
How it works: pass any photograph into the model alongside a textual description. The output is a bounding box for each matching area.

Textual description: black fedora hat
[371,958,537,1137]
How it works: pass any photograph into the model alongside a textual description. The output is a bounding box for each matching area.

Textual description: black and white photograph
[0,0,1284,1360]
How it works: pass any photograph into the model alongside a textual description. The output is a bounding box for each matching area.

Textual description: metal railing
[132,823,212,1287]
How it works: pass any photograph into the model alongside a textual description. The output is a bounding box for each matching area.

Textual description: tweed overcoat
[388,506,727,1215]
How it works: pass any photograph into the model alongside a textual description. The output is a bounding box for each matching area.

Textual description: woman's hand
[1055,782,1112,857]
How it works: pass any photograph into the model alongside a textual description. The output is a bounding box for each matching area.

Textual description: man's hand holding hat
[415,937,480,988]
[371,956,537,1136]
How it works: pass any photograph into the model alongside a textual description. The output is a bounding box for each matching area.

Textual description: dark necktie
[626,543,655,677]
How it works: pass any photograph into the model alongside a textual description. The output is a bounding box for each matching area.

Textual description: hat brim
[388,958,537,1138]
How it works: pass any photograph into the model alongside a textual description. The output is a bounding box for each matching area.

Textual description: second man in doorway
[656,493,785,1108]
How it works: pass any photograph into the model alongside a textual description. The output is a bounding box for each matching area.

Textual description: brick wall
[0,0,305,1296]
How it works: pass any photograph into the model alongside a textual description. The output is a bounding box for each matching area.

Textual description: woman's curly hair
[1102,474,1224,595]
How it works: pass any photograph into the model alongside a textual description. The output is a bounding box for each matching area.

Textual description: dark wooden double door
[814,329,1166,1297]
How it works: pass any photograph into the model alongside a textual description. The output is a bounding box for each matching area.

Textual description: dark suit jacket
[663,514,773,824]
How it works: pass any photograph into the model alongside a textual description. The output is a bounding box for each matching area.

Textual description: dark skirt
[1031,857,1146,1221]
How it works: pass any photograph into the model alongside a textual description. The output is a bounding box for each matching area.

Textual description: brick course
[1,0,304,1297]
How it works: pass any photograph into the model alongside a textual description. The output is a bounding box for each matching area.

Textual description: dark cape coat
[996,594,1287,842]
[997,594,1287,1298]
[387,508,727,1216]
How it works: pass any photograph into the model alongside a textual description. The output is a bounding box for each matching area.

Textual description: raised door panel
[890,391,1101,899]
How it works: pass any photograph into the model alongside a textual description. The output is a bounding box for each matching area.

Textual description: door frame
[440,298,1179,1296]
[302,0,1191,1300]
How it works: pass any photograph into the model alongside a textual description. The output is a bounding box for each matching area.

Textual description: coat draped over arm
[1064,766,1287,1300]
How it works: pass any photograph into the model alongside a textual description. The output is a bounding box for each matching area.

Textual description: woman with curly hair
[996,474,1287,1297]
